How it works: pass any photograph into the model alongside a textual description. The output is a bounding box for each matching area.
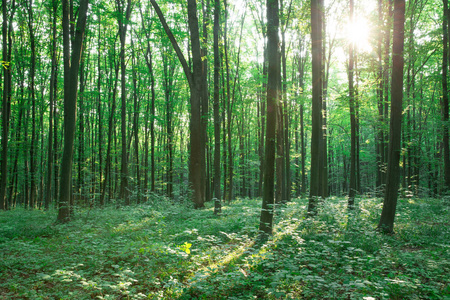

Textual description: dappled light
[0,0,449,298]
[1,197,449,298]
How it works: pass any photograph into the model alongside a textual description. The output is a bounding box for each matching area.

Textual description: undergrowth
[0,196,448,299]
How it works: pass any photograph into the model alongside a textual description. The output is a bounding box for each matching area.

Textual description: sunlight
[346,18,372,52]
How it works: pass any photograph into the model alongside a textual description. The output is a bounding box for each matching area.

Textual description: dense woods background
[1,0,450,298]
[0,0,449,226]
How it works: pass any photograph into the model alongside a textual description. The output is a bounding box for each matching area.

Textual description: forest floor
[0,196,449,299]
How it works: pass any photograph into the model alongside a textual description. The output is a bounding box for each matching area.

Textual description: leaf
[178,242,192,254]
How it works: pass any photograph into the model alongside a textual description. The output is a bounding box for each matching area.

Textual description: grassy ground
[0,196,449,299]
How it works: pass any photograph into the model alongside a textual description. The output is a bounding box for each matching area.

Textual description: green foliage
[0,197,448,299]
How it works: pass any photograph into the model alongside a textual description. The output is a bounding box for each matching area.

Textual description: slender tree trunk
[148,48,156,193]
[100,52,119,206]
[348,0,357,208]
[161,48,175,199]
[382,0,393,188]
[308,0,324,213]
[213,0,222,202]
[0,0,15,210]
[116,0,132,205]
[26,0,37,209]
[57,0,89,223]
[45,0,58,210]
[224,0,234,203]
[78,54,86,202]
[442,0,450,190]
[202,0,211,202]
[131,38,141,203]
[376,0,384,194]
[259,0,279,235]
[378,0,405,233]
[97,14,103,205]
[9,67,24,208]
[53,65,60,206]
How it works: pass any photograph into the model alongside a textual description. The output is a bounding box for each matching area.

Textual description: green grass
[0,196,449,299]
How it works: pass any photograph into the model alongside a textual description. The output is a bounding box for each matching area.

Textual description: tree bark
[116,0,132,205]
[442,0,450,190]
[45,0,58,210]
[259,0,279,235]
[348,0,357,208]
[378,0,405,233]
[0,0,15,210]
[308,0,324,213]
[57,0,90,223]
[150,0,207,208]
[26,0,37,209]
[213,0,222,201]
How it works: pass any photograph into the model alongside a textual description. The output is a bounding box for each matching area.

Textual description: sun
[346,18,372,52]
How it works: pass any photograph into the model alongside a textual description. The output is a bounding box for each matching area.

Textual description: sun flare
[346,18,372,52]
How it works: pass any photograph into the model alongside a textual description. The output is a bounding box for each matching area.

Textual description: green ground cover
[0,196,448,299]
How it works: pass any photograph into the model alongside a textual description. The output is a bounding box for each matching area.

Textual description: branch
[149,0,193,89]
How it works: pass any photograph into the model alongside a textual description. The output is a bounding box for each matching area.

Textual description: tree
[116,0,133,205]
[213,0,222,202]
[442,0,450,190]
[45,0,59,210]
[308,0,324,213]
[378,0,406,233]
[0,0,16,210]
[57,0,90,223]
[150,0,208,208]
[259,0,279,235]
[348,0,357,208]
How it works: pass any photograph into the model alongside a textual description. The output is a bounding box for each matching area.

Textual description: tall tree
[376,0,385,194]
[378,0,405,233]
[348,0,357,208]
[116,0,133,205]
[57,0,90,222]
[0,0,15,210]
[259,0,279,235]
[308,0,324,213]
[150,0,208,208]
[442,0,450,190]
[26,0,38,209]
[45,0,59,210]
[213,0,222,202]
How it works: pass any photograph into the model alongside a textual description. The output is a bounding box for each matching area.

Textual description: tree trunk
[348,0,357,208]
[150,0,207,208]
[139,4,156,194]
[0,0,15,210]
[442,0,450,190]
[100,52,119,206]
[259,0,279,235]
[57,0,89,223]
[97,14,103,205]
[45,0,58,210]
[213,0,222,202]
[161,47,175,199]
[224,0,234,203]
[308,0,324,213]
[26,0,37,209]
[116,0,132,205]
[376,0,384,194]
[378,0,405,233]
[131,38,141,203]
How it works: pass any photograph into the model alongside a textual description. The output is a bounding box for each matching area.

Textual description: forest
[0,0,449,298]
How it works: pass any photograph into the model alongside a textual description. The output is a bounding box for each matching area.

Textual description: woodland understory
[0,196,449,299]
